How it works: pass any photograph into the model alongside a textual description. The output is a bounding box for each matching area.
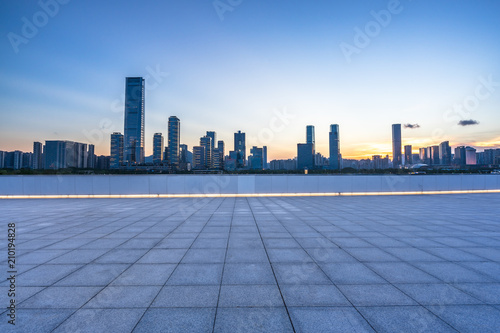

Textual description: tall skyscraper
[297,143,314,171]
[32,141,43,169]
[153,133,164,165]
[234,130,246,168]
[263,146,268,169]
[454,146,466,165]
[392,124,402,167]
[200,136,212,169]
[306,125,315,146]
[88,144,95,168]
[439,141,452,165]
[193,146,205,169]
[430,146,440,165]
[217,140,224,170]
[206,131,216,167]
[329,124,340,170]
[123,77,145,165]
[404,145,412,165]
[110,132,124,169]
[168,116,180,169]
[179,144,189,170]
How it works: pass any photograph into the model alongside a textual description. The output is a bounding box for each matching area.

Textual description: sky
[1,0,499,160]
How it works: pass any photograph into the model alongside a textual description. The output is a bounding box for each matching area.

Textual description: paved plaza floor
[1,194,500,332]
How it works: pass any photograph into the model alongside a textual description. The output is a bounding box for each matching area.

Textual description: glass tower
[329,124,340,170]
[392,124,402,167]
[153,133,164,165]
[124,77,145,165]
[168,116,180,169]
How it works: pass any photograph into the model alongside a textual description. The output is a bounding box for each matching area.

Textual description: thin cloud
[404,124,420,129]
[458,119,479,126]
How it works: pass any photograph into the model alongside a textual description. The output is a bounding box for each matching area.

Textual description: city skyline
[1,1,500,160]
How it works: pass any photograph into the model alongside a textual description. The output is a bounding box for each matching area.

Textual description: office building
[44,140,93,170]
[404,145,412,165]
[0,151,5,168]
[87,144,95,169]
[110,132,124,169]
[306,125,315,148]
[200,136,212,169]
[179,144,189,171]
[465,147,477,165]
[297,143,314,171]
[206,131,216,166]
[249,146,264,170]
[168,116,180,169]
[431,146,440,165]
[329,124,340,170]
[32,141,43,169]
[153,133,164,165]
[419,147,428,164]
[263,146,268,169]
[439,141,452,165]
[216,140,224,170]
[234,130,246,168]
[454,146,466,166]
[193,146,205,169]
[123,77,145,165]
[392,124,402,167]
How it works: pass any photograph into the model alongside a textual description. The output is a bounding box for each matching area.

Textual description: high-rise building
[110,132,124,169]
[392,124,402,167]
[44,140,93,170]
[439,141,452,165]
[465,147,477,165]
[234,130,246,168]
[123,77,145,165]
[373,155,390,169]
[200,136,212,169]
[88,144,95,168]
[179,144,189,170]
[249,146,264,170]
[168,116,180,169]
[205,131,217,167]
[297,143,314,171]
[430,146,440,165]
[483,149,500,165]
[329,124,340,170]
[32,141,43,169]
[419,147,428,164]
[206,131,216,165]
[454,146,466,165]
[0,151,5,168]
[404,145,412,165]
[217,140,224,170]
[306,125,315,148]
[192,146,205,169]
[153,133,164,165]
[263,146,268,169]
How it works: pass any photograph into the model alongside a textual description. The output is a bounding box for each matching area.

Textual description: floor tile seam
[129,197,225,333]
[49,198,217,332]
[246,197,297,333]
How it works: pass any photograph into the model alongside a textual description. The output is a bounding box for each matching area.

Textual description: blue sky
[1,0,499,159]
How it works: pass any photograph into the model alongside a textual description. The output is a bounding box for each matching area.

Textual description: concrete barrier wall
[1,175,500,196]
